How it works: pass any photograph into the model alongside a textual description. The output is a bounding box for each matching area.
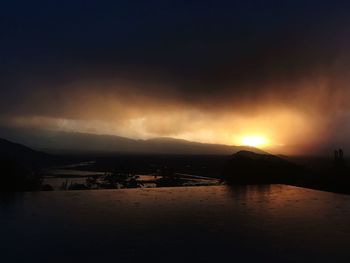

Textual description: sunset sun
[240,135,268,148]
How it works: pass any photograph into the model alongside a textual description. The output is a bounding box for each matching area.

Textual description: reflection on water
[1,185,350,262]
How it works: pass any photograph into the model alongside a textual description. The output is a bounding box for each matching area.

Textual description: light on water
[1,185,350,262]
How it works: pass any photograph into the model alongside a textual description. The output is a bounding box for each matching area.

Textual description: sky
[1,0,350,154]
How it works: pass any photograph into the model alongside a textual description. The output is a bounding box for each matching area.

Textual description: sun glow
[240,135,268,148]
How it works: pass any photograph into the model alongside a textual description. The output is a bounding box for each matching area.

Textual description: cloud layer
[1,0,350,154]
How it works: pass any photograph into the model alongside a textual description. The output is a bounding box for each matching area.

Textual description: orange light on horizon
[240,135,269,148]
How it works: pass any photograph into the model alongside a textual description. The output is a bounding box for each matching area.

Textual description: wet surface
[1,185,350,262]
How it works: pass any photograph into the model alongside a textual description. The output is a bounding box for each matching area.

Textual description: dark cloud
[1,0,350,153]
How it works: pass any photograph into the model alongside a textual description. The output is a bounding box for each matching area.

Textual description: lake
[1,185,350,262]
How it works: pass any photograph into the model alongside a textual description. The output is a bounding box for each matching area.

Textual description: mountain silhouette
[0,127,265,155]
[0,138,57,191]
[0,138,54,167]
[222,151,304,184]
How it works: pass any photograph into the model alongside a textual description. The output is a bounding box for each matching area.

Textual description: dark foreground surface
[1,185,350,263]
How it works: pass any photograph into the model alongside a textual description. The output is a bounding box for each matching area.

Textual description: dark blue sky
[1,0,348,81]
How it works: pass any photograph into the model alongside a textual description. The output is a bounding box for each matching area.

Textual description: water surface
[1,185,350,262]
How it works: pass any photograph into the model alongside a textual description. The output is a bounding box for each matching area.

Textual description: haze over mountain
[0,126,263,155]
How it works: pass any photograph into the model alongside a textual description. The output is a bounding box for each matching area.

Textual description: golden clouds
[2,74,349,154]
